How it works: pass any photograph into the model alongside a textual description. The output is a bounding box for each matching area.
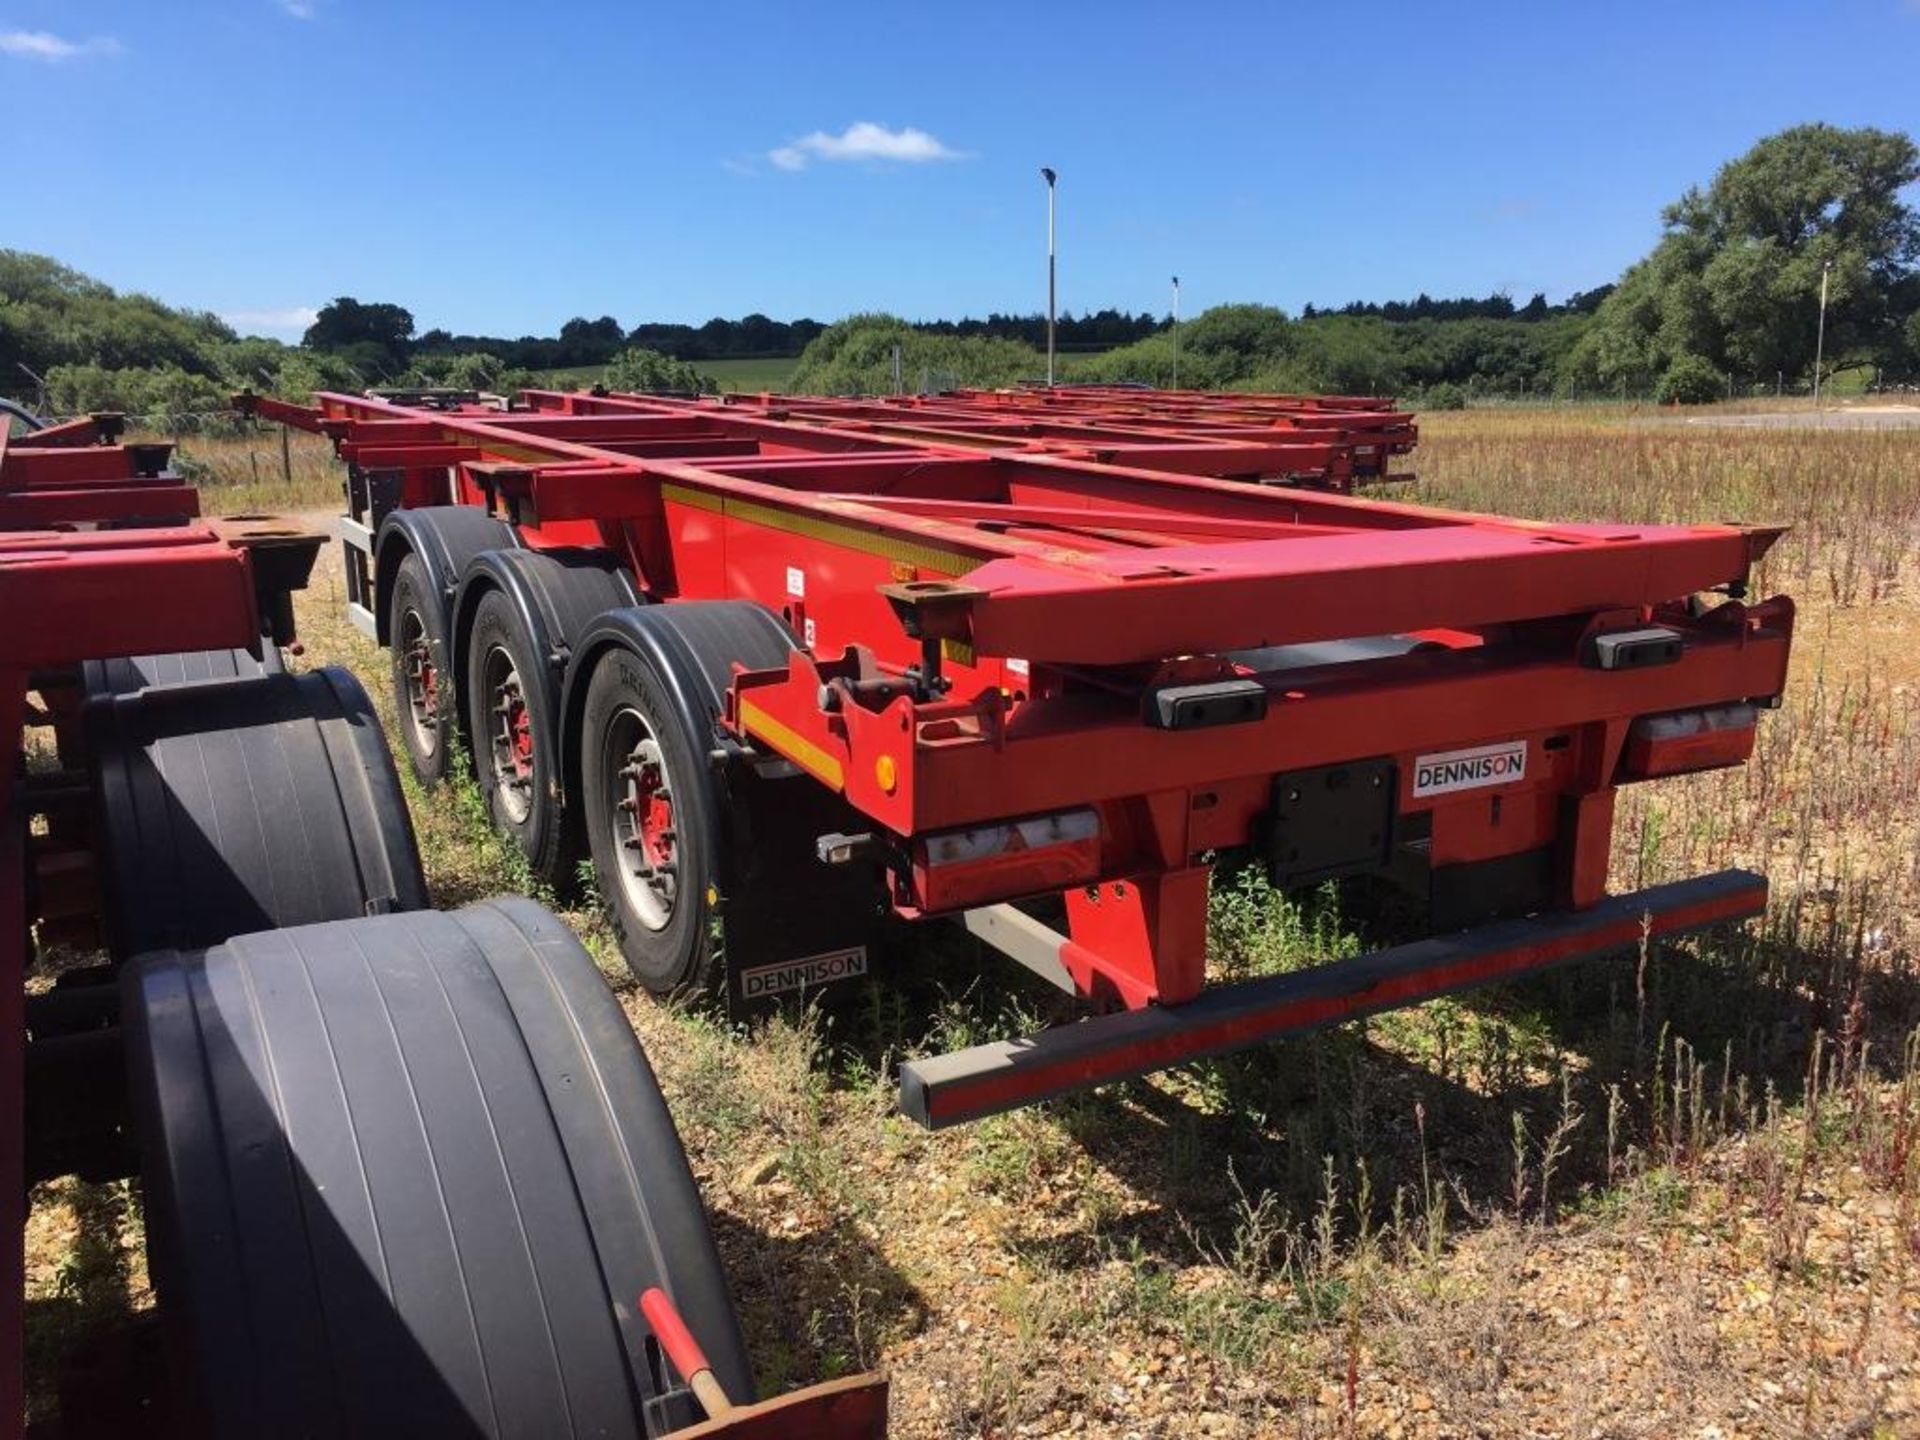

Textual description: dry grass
[26,405,1920,1437]
[135,425,342,516]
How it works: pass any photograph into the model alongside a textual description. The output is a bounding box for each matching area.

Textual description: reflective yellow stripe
[738,699,846,790]
[664,483,724,514]
[663,482,976,577]
[439,429,556,466]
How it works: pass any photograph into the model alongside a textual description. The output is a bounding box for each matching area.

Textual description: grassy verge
[137,425,343,515]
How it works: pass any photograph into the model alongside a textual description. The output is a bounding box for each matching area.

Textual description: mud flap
[716,757,885,1016]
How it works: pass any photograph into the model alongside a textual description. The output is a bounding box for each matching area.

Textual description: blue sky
[4,1,1917,339]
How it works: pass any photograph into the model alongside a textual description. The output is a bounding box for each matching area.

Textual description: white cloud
[767,121,966,172]
[276,0,318,16]
[222,306,321,338]
[0,30,120,60]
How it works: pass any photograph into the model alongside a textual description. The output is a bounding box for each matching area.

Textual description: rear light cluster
[1620,703,1757,780]
[911,809,1102,912]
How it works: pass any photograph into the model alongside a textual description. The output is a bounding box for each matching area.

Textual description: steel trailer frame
[2,416,887,1438]
[516,385,1417,490]
[257,384,1793,1126]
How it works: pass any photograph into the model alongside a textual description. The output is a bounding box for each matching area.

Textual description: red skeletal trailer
[246,383,1790,1128]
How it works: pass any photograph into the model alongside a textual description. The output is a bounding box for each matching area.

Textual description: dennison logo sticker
[739,946,868,999]
[1412,741,1528,798]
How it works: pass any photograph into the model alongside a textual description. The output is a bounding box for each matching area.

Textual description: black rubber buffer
[80,645,281,702]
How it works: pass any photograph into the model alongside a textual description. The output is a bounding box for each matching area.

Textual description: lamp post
[1044,168,1059,389]
[1812,259,1832,407]
[1171,275,1182,390]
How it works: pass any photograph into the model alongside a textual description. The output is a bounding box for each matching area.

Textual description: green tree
[44,362,230,431]
[271,350,362,402]
[1566,124,1919,391]
[1654,354,1725,405]
[394,351,535,394]
[602,347,713,394]
[555,316,625,366]
[788,316,1039,394]
[303,297,416,373]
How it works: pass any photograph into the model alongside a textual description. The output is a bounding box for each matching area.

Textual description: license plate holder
[1267,758,1397,889]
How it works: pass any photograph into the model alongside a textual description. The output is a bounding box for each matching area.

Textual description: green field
[540,355,798,393]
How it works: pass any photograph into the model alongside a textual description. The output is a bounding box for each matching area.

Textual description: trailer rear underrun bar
[249,384,1793,1126]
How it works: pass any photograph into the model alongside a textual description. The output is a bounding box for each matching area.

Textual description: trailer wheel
[123,898,753,1438]
[389,552,453,783]
[467,587,570,882]
[567,603,803,997]
[91,666,428,958]
[581,647,724,993]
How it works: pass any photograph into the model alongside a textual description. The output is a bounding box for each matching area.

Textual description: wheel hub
[483,645,535,825]
[399,608,439,756]
[605,712,678,931]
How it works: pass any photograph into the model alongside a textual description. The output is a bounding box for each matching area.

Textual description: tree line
[309,296,1596,379]
[1302,288,1615,322]
[339,307,1172,375]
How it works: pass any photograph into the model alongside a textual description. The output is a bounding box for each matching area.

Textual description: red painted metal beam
[525,388,1389,488]
[280,393,1771,641]
[899,868,1768,1128]
[0,528,260,668]
[0,485,199,527]
[737,599,1795,838]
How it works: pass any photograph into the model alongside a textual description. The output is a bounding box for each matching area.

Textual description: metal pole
[1040,168,1057,387]
[1812,260,1832,407]
[1171,276,1181,390]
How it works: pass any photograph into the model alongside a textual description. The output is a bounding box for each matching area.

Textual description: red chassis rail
[0,414,201,528]
[521,386,1415,490]
[263,386,1791,1078]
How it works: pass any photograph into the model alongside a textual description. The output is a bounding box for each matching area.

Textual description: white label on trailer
[1004,657,1030,677]
[785,565,806,598]
[1412,740,1528,798]
[803,617,817,649]
[740,946,868,999]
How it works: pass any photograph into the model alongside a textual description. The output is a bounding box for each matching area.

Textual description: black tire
[389,552,455,784]
[91,666,428,958]
[581,647,725,994]
[466,588,571,886]
[123,898,753,1438]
